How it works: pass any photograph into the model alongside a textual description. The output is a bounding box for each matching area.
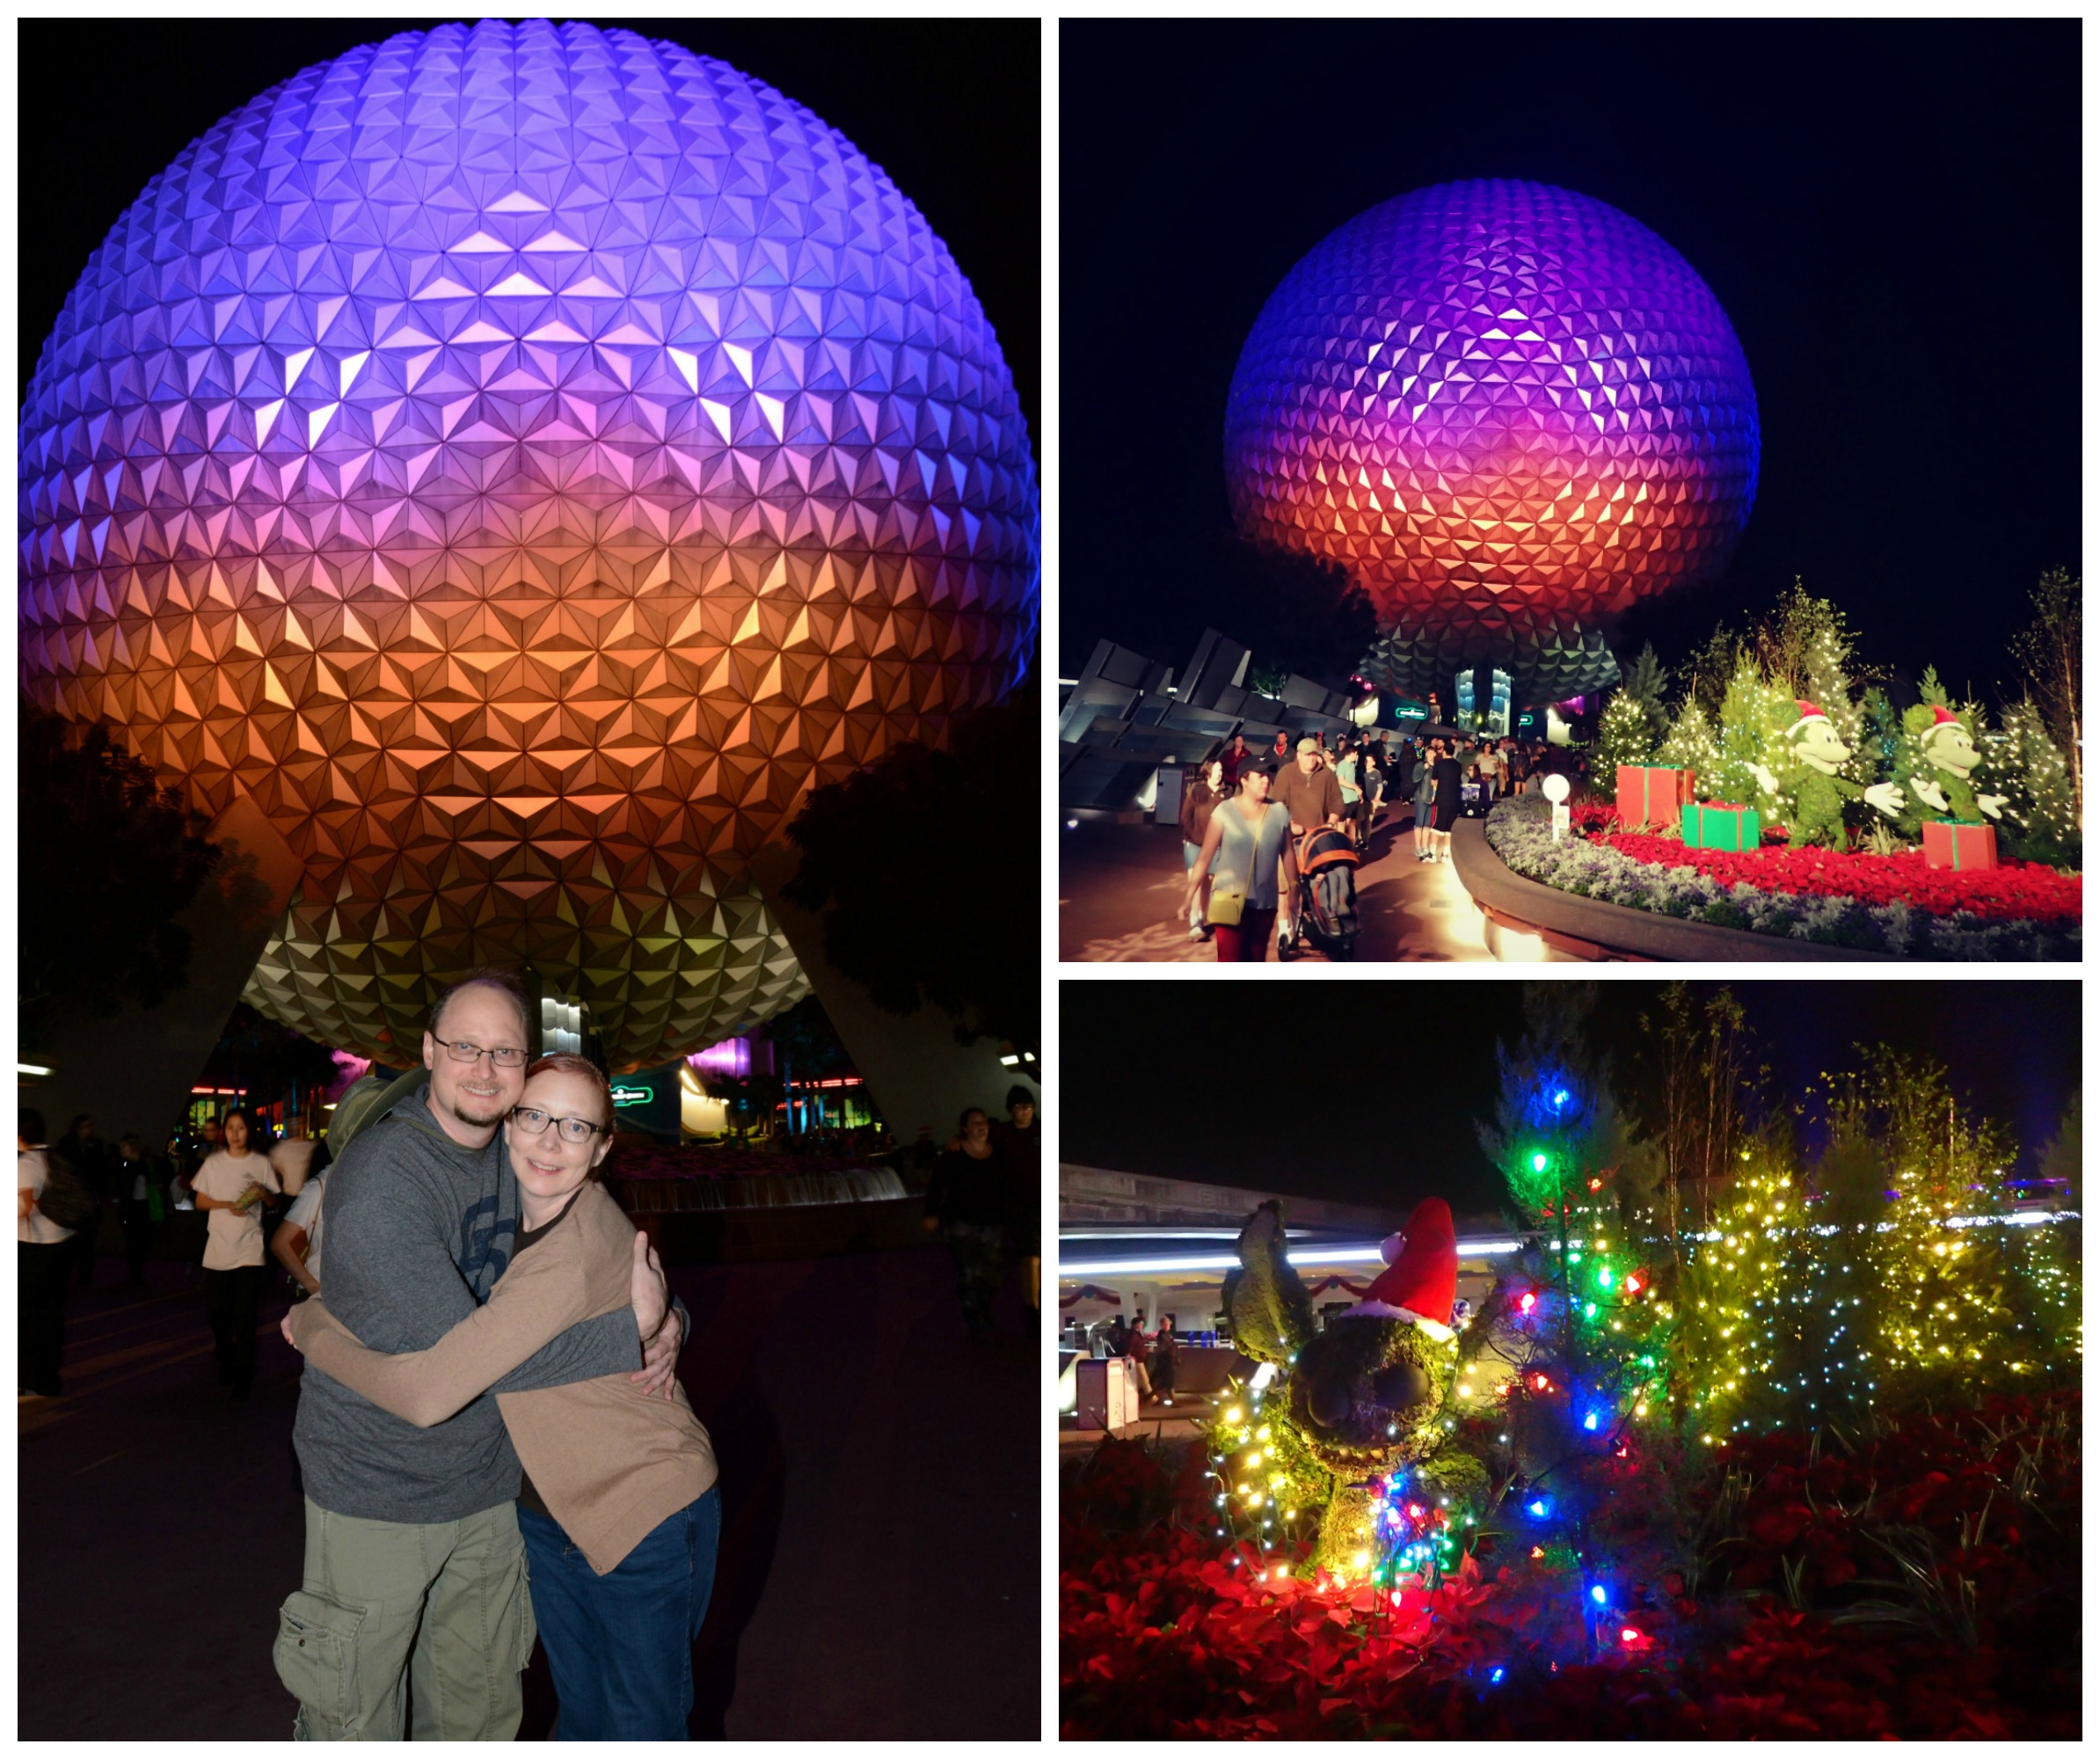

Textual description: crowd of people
[17,1105,328,1400]
[1075,1311,1184,1408]
[1172,725,1584,960]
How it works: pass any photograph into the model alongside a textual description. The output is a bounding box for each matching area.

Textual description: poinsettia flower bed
[1061,1392,2080,1738]
[1486,799,2080,958]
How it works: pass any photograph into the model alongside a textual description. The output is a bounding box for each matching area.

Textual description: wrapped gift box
[1616,764,1692,828]
[1680,801,1762,850]
[1921,820,1997,872]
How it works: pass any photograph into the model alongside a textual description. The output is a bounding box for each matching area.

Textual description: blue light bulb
[1590,1584,1608,1605]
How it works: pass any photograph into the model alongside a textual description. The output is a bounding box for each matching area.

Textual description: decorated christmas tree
[1974,698,2081,866]
[1593,689,1657,775]
[1713,661,1797,821]
[1476,988,1674,1658]
[1655,696,1722,786]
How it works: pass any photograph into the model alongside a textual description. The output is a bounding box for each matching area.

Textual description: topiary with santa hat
[1228,1196,1491,1577]
[1753,698,1904,849]
[1897,695,2009,829]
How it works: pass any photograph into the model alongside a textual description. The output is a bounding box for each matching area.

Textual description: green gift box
[1680,800,1761,850]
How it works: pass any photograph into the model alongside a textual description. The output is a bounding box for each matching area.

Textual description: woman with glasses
[284,1055,719,1739]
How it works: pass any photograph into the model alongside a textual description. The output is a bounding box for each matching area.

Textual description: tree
[1593,690,1656,775]
[784,690,1038,1059]
[1625,984,1756,1245]
[1656,697,1721,784]
[1618,642,1671,748]
[1476,984,1672,1660]
[18,697,220,1046]
[1196,530,1377,690]
[1678,623,1745,723]
[2006,567,2081,828]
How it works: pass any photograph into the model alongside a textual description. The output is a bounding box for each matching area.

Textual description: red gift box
[1616,764,1692,829]
[1921,820,1997,872]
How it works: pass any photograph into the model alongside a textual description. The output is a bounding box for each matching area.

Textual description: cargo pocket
[273,1589,364,1729]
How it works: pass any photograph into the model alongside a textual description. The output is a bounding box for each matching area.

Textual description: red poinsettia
[1061,1395,2080,1739]
[1586,816,2081,924]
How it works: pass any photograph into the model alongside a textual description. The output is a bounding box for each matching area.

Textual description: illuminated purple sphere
[18,21,1039,1066]
[1226,179,1758,704]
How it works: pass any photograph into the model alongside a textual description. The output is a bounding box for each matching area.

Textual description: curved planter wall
[1448,821,1899,963]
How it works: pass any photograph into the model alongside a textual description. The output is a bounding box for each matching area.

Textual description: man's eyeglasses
[432,1034,528,1069]
[511,1106,605,1146]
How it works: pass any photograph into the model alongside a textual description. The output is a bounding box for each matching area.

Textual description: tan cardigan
[290,1181,718,1575]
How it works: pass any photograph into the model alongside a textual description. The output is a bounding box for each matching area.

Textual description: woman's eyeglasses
[510,1106,604,1145]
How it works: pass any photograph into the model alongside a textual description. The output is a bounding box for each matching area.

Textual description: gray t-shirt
[292,1083,646,1524]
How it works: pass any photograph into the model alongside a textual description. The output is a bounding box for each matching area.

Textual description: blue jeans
[517,1488,721,1740]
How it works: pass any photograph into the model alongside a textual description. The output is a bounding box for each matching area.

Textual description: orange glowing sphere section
[1225,179,1757,703]
[18,23,1039,1067]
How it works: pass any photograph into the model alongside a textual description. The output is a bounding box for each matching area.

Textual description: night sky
[1059,18,2079,704]
[1058,981,2080,1219]
[17,18,1039,438]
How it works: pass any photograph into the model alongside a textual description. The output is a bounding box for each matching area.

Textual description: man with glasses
[278,970,686,1741]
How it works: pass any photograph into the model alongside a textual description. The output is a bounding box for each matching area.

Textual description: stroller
[1289,822,1362,960]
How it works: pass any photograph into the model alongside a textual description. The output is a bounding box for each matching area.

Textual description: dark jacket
[926,1143,1009,1230]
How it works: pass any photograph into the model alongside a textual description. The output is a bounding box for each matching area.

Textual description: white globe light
[1542,774,1571,804]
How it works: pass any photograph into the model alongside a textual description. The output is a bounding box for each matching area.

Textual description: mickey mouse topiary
[1753,700,1903,849]
[1225,1198,1489,1576]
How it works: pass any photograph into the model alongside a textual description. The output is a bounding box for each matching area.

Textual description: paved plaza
[18,1243,1037,1741]
[1058,811,1493,963]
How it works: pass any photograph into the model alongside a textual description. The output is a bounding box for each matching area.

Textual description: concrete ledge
[1449,820,1899,962]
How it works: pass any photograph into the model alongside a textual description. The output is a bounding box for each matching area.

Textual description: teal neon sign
[609,1084,654,1107]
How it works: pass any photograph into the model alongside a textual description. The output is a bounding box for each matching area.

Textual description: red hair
[522,1052,616,1159]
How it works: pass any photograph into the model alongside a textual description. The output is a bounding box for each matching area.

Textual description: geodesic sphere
[1225,179,1756,704]
[20,20,1039,1069]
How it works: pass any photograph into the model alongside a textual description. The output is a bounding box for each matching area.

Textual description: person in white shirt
[273,1167,327,1298]
[191,1107,282,1399]
[18,1107,76,1398]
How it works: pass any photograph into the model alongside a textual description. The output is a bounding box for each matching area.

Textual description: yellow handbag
[1207,882,1246,926]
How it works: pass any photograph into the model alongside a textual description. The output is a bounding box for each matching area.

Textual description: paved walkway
[1059,810,1492,962]
[20,1245,1036,1740]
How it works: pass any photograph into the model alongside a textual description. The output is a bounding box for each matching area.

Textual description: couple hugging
[274,970,718,1741]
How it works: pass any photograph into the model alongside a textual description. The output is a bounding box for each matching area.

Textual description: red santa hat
[1783,699,1828,739]
[1340,1197,1458,1341]
[1918,704,1965,748]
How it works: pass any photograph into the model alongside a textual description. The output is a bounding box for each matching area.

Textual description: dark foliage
[18,697,219,1038]
[1085,528,1376,690]
[784,691,1036,1055]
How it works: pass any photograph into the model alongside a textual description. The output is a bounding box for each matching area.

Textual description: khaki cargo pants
[273,1496,536,1741]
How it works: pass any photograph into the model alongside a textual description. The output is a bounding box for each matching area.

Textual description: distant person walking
[1411,739,1439,860]
[1428,741,1464,863]
[1149,1317,1180,1406]
[191,1107,282,1399]
[18,1109,77,1398]
[1178,758,1227,942]
[995,1085,1041,1317]
[58,1113,106,1285]
[1181,762,1297,963]
[114,1133,162,1286]
[924,1107,1010,1342]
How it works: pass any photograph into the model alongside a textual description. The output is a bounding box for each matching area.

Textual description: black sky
[1059,18,2079,704]
[17,18,1039,438]
[1058,981,2080,1219]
